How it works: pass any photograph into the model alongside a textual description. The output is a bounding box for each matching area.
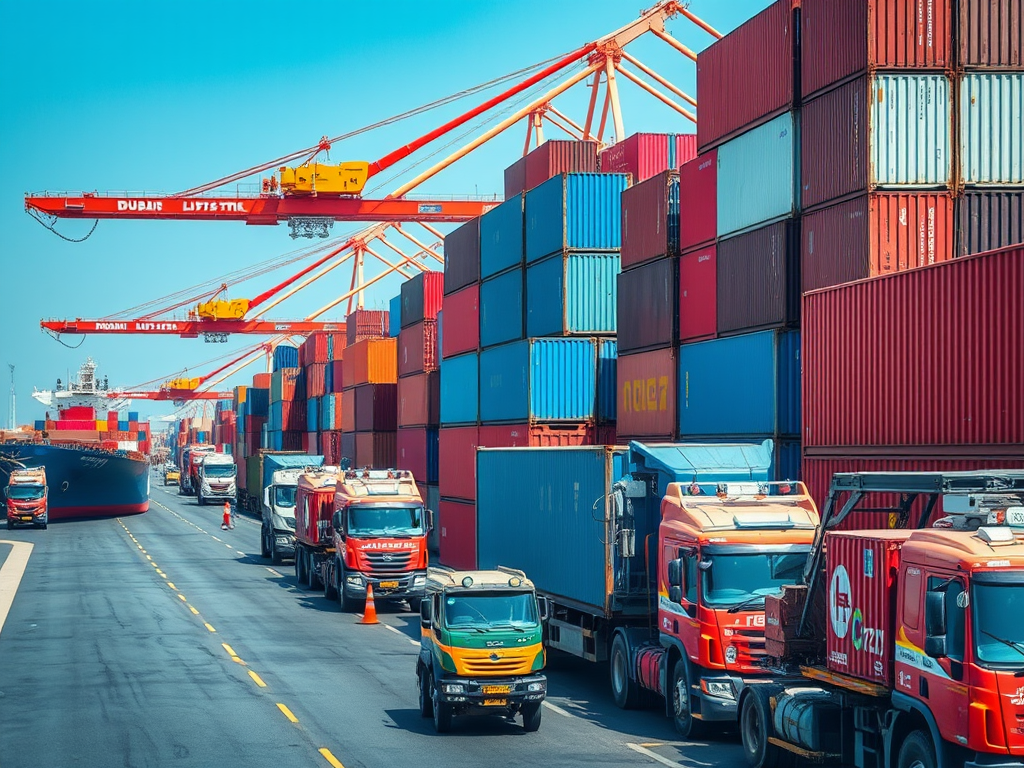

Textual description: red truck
[6,467,48,530]
[179,444,215,497]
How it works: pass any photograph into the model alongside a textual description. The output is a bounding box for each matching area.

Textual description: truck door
[662,541,701,653]
[923,574,970,744]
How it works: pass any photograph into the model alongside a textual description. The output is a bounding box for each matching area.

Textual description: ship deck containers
[525,173,628,263]
[525,251,619,337]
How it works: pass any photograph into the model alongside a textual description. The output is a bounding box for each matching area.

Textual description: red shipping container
[252,373,272,389]
[354,431,396,470]
[354,383,398,432]
[107,410,119,425]
[306,363,328,398]
[295,480,335,547]
[803,244,1024,448]
[398,320,439,376]
[60,406,95,420]
[397,427,429,482]
[398,371,440,428]
[959,0,1023,68]
[329,360,344,393]
[801,193,955,293]
[599,133,696,183]
[679,150,717,252]
[345,309,389,346]
[440,284,479,359]
[524,140,599,192]
[801,0,952,101]
[679,244,717,342]
[696,0,796,151]
[477,423,593,448]
[621,170,679,269]
[400,271,444,327]
[593,425,618,446]
[825,530,911,686]
[438,499,477,570]
[439,426,479,501]
[504,155,528,199]
[341,391,356,433]
[616,348,677,441]
[282,431,303,451]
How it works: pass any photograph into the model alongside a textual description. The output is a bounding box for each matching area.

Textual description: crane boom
[41,319,343,336]
[113,390,232,401]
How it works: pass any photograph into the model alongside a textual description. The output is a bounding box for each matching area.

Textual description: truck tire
[610,634,641,709]
[307,552,322,590]
[671,659,706,739]
[271,537,283,566]
[260,528,270,559]
[338,564,362,612]
[408,598,422,613]
[432,681,453,733]
[897,731,936,768]
[6,520,13,530]
[521,701,542,732]
[323,560,338,600]
[295,545,307,587]
[197,492,204,506]
[418,666,434,718]
[740,688,784,768]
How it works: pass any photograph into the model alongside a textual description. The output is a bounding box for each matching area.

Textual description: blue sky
[0,0,770,428]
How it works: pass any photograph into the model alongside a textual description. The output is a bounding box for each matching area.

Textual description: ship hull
[0,443,149,519]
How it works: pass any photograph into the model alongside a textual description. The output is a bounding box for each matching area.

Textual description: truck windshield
[203,464,235,478]
[274,486,296,509]
[972,582,1024,666]
[443,591,538,630]
[348,506,424,537]
[702,550,807,609]
[7,486,44,500]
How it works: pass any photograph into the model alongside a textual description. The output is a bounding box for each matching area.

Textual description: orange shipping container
[341,391,356,433]
[252,373,272,389]
[341,338,397,389]
[616,348,677,440]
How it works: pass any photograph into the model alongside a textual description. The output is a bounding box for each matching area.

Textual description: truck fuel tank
[772,687,842,753]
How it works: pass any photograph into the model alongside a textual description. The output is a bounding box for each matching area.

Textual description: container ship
[0,359,150,519]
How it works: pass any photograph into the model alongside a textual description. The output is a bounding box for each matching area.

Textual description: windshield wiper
[981,629,1024,661]
[727,594,768,614]
[489,622,529,633]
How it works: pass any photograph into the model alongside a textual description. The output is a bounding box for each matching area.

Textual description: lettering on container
[698,158,713,171]
[829,650,848,667]
[831,563,886,670]
[621,376,669,413]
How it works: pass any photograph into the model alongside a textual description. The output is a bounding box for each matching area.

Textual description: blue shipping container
[118,421,130,431]
[678,330,800,437]
[273,344,299,371]
[389,295,402,338]
[960,73,1023,185]
[478,338,597,423]
[427,427,440,484]
[525,251,619,337]
[479,269,524,348]
[440,352,479,425]
[247,388,269,418]
[716,112,797,237]
[128,411,139,422]
[629,440,773,497]
[480,194,524,278]
[269,402,282,432]
[597,338,617,424]
[306,398,318,433]
[525,173,629,263]
[872,74,951,187]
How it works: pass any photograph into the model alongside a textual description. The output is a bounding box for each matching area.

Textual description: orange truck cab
[6,467,48,530]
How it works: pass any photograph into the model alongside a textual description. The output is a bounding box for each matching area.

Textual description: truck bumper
[965,759,1024,768]
[273,532,296,557]
[436,674,547,713]
[342,571,426,601]
[695,674,744,722]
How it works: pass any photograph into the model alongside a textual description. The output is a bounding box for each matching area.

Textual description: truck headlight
[442,683,464,694]
[527,682,545,692]
[725,645,738,664]
[346,575,364,586]
[413,576,426,587]
[701,679,736,700]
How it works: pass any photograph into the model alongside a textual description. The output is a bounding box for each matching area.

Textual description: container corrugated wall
[871,74,952,187]
[678,330,800,437]
[438,499,476,570]
[439,353,478,425]
[679,150,717,251]
[617,348,677,440]
[716,112,797,237]
[398,371,440,428]
[480,194,525,279]
[444,218,481,295]
[956,190,1024,257]
[801,77,869,210]
[617,257,677,353]
[479,269,523,348]
[439,427,478,500]
[621,170,679,268]
[524,140,600,193]
[504,155,527,199]
[526,251,619,337]
[958,0,1024,68]
[717,219,799,335]
[389,295,401,338]
[802,245,1024,448]
[597,339,617,425]
[525,173,629,263]
[400,271,443,327]
[960,73,1024,185]
[679,245,717,342]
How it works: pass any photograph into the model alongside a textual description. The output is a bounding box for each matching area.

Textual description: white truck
[256,453,325,564]
[197,453,237,507]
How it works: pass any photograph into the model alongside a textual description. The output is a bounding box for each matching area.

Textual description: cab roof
[426,566,535,593]
[902,527,1024,569]
[9,468,45,484]
[661,482,820,537]
[297,466,341,491]
[335,468,421,502]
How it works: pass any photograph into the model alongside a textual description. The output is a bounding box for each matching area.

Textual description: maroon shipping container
[802,245,1024,448]
[801,0,952,100]
[621,170,679,269]
[956,190,1024,258]
[959,0,1023,68]
[353,383,398,432]
[282,431,303,451]
[341,391,355,433]
[825,530,910,686]
[679,150,717,251]
[616,348,677,440]
[678,244,717,343]
[441,283,479,358]
[477,423,593,448]
[524,140,599,192]
[696,0,796,152]
[800,78,869,211]
[345,309,389,346]
[717,219,799,336]
[617,257,677,353]
[321,431,341,466]
[398,371,440,428]
[439,426,478,501]
[444,217,481,296]
[341,431,356,464]
[599,133,696,183]
[398,320,439,377]
[329,360,344,392]
[397,427,429,483]
[504,155,528,199]
[801,193,955,293]
[306,363,328,398]
[438,499,477,570]
[400,271,443,328]
[354,431,396,469]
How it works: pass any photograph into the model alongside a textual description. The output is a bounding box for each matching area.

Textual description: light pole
[8,364,14,430]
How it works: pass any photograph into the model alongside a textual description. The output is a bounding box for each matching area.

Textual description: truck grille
[460,651,534,676]
[730,628,766,660]
[362,550,413,574]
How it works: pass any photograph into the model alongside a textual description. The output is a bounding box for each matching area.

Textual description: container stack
[264,343,303,452]
[40,406,151,453]
[504,138,599,199]
[297,331,346,464]
[599,132,697,182]
[340,336,397,469]
[213,403,235,454]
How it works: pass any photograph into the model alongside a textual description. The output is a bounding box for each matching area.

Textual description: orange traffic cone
[222,502,231,529]
[360,583,380,625]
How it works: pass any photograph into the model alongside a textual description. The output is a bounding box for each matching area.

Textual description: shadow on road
[385,707,533,737]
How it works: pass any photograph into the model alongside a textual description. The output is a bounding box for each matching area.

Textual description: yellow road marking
[167,583,176,590]
[247,670,267,687]
[156,570,165,577]
[187,604,199,615]
[146,555,152,561]
[204,623,217,633]
[0,540,34,637]
[319,748,345,768]
[222,643,237,656]
[276,703,299,723]
[177,594,187,602]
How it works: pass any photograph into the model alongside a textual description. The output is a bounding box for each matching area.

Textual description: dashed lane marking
[167,582,177,590]
[319,748,345,768]
[177,594,188,603]
[542,700,574,718]
[204,623,217,633]
[236,551,246,557]
[248,670,267,688]
[383,624,403,636]
[625,743,711,768]
[0,540,33,638]
[187,604,200,615]
[276,703,299,723]
[266,568,283,577]
[221,643,246,665]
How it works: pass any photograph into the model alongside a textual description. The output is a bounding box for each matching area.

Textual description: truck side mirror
[669,586,683,605]
[924,590,947,658]
[426,508,434,533]
[263,488,270,507]
[538,596,550,622]
[333,511,344,532]
[667,558,683,588]
[420,599,432,628]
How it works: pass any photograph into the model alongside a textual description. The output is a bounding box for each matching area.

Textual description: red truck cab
[6,467,48,530]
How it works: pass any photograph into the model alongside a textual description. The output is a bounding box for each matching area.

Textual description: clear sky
[0,0,771,429]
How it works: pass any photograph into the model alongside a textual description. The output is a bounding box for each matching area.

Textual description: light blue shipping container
[871,74,951,187]
[479,338,597,423]
[480,194,524,278]
[273,344,299,371]
[440,352,478,425]
[525,173,629,263]
[306,398,318,433]
[716,112,797,237]
[678,330,800,437]
[960,73,1023,185]
[525,251,619,337]
[317,395,333,432]
[479,269,523,348]
[597,338,617,424]
[268,402,282,432]
[389,295,401,338]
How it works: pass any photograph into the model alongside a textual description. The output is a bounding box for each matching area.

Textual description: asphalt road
[0,477,749,768]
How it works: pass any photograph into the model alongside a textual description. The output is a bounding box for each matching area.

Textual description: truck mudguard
[890,691,948,768]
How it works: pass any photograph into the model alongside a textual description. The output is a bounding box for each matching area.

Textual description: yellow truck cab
[417,566,548,733]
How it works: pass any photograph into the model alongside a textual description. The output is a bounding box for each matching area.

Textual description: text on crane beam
[92,322,182,331]
[115,200,249,213]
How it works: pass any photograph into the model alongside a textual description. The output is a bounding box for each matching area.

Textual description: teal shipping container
[389,295,401,338]
[871,74,952,187]
[525,173,629,263]
[716,112,797,237]
[305,398,318,433]
[480,194,524,278]
[597,338,617,424]
[440,352,478,425]
[525,251,619,337]
[479,338,597,423]
[678,329,800,437]
[479,269,524,348]
[960,73,1023,185]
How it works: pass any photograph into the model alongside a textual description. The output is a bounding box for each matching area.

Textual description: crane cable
[27,209,99,242]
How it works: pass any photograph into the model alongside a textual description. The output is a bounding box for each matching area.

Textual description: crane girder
[41,318,343,336]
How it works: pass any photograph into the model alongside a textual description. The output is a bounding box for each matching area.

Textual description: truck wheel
[271,538,283,566]
[307,553,322,590]
[323,562,338,600]
[432,683,453,733]
[671,659,706,739]
[897,731,936,768]
[197,492,204,506]
[610,634,641,709]
[740,689,784,768]
[408,598,422,613]
[6,520,13,530]
[338,565,362,612]
[521,701,542,732]
[295,546,306,586]
[418,667,434,717]
[260,529,270,559]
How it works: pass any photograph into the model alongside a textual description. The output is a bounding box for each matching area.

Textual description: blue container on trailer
[128,411,139,422]
[526,251,619,337]
[480,194,524,278]
[677,330,800,437]
[247,388,269,418]
[478,338,597,423]
[273,344,299,371]
[525,173,629,263]
[440,352,479,425]
[427,427,440,484]
[389,295,402,338]
[306,398,318,433]
[479,269,523,348]
[716,112,798,237]
[597,338,617,424]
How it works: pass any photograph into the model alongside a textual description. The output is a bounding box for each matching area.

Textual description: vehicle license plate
[482,685,511,695]
[483,698,508,706]
[379,581,399,588]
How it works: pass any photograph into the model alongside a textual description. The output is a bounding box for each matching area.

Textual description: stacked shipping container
[297,331,346,465]
[341,336,398,470]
